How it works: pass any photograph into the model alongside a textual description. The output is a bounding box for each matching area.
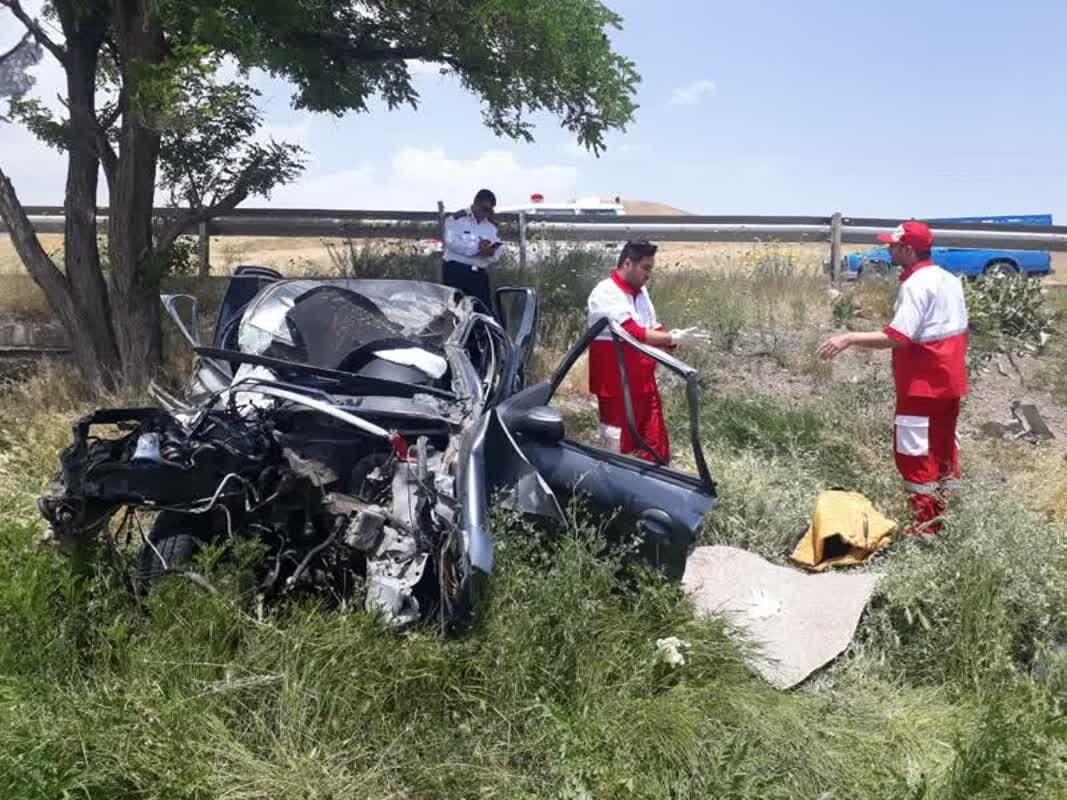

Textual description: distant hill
[619,199,692,215]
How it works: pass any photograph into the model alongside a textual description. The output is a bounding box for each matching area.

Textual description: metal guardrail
[9,206,1067,249]
[5,206,1067,281]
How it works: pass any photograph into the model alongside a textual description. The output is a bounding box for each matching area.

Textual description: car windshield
[237,279,461,371]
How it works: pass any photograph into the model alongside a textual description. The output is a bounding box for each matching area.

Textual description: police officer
[442,189,503,311]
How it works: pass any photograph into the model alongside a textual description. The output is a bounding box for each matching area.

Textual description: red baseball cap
[877,220,934,249]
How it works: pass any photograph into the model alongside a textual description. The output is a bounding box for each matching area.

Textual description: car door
[212,265,283,349]
[493,317,717,579]
[493,286,539,397]
[160,265,282,403]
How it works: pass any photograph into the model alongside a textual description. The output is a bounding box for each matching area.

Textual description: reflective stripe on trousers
[902,480,939,496]
[894,396,962,525]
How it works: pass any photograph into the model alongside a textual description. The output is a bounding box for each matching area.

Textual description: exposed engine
[38,402,465,627]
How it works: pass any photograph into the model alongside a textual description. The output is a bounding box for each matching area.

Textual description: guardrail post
[197,221,210,277]
[829,211,843,283]
[518,210,528,271]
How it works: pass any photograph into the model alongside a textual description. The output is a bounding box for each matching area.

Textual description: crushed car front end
[39,271,721,630]
[39,278,516,628]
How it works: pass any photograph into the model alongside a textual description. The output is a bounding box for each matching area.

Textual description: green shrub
[831,294,859,327]
[965,275,1055,355]
[325,238,439,280]
[496,245,614,351]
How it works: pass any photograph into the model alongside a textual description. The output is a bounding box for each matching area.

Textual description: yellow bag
[789,490,896,571]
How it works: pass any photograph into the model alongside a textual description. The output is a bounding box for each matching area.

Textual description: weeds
[1,248,1066,798]
[966,274,1056,356]
[0,274,51,319]
[4,479,1062,798]
[831,293,859,327]
[1032,286,1067,407]
[326,238,440,280]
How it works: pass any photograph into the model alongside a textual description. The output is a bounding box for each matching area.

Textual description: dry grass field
[4,231,1064,278]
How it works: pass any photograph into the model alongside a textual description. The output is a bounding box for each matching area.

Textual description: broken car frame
[38,268,718,628]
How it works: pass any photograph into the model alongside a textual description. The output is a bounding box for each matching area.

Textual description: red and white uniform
[883,260,969,527]
[586,270,670,462]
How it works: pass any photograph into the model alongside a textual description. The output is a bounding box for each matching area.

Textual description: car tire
[133,515,202,595]
[984,260,1019,278]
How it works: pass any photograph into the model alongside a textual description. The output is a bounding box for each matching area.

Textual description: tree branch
[363,46,460,68]
[156,180,251,255]
[93,91,124,186]
[94,124,117,188]
[290,31,460,69]
[0,0,68,66]
[99,90,125,131]
[0,29,31,63]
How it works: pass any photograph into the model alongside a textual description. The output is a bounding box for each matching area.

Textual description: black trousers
[442,260,493,314]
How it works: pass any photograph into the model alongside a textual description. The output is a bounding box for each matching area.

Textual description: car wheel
[132,514,203,595]
[984,260,1019,278]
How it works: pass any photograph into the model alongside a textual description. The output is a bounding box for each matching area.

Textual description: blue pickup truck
[837,214,1054,279]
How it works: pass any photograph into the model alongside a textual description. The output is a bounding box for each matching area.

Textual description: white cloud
[260,146,580,210]
[669,79,717,106]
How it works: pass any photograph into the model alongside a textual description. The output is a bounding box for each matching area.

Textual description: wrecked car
[38,267,718,627]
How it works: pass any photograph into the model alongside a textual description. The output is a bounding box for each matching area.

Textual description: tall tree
[0,0,639,391]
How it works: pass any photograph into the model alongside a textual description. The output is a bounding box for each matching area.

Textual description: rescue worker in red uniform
[818,220,969,533]
[587,240,710,463]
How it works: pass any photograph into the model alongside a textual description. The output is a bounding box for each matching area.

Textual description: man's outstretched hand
[817,333,853,360]
[669,327,712,346]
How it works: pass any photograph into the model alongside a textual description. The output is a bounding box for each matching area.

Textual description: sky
[2,0,1066,219]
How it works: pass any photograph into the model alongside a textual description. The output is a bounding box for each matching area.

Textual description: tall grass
[3,473,1061,798]
[1,248,1066,798]
[0,275,51,319]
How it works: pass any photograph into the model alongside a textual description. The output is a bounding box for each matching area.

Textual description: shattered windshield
[237,279,461,372]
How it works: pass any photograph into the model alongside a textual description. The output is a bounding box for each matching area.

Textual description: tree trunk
[108,0,167,387]
[0,170,116,392]
[0,0,121,393]
[61,24,122,388]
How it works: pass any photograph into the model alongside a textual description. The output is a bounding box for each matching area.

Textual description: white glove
[669,327,712,346]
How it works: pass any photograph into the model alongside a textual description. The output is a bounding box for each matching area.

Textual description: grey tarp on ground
[682,546,880,689]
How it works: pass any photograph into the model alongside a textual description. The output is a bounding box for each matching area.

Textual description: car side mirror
[513,405,565,443]
[160,294,201,347]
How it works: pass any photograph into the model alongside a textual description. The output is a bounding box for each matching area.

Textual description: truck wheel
[984,260,1019,278]
[861,259,891,279]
